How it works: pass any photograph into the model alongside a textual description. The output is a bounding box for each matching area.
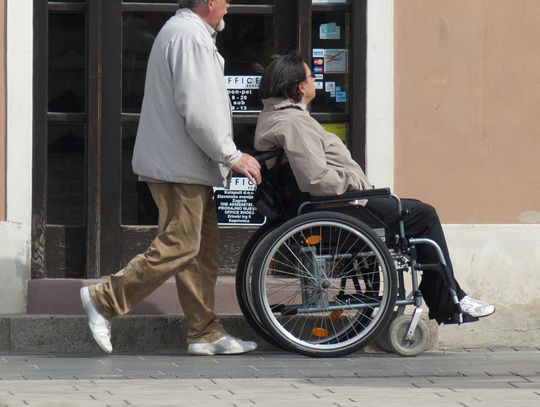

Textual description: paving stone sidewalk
[0,349,539,406]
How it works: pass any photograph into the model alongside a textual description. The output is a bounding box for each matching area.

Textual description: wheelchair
[235,150,465,357]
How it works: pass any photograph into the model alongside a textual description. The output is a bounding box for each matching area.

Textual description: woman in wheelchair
[254,52,494,325]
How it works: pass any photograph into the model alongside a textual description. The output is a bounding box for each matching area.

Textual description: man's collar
[201,19,218,43]
[177,8,217,43]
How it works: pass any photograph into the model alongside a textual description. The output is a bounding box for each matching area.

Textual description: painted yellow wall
[0,0,5,222]
[394,0,540,224]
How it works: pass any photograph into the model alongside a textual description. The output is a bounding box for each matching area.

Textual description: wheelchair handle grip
[253,149,284,163]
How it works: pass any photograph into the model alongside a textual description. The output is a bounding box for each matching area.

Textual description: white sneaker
[80,286,113,353]
[188,335,257,356]
[459,295,495,318]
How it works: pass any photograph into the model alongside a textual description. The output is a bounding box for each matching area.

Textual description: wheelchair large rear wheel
[251,212,397,357]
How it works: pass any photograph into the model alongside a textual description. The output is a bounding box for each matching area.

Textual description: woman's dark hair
[259,52,306,103]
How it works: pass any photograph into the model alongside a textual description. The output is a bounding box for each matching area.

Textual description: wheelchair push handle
[253,149,284,163]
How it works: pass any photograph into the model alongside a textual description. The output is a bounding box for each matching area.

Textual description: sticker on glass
[336,91,347,103]
[320,23,341,40]
[325,82,336,92]
[324,49,348,73]
[312,48,325,58]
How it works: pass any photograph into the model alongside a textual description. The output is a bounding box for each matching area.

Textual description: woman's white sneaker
[459,296,495,318]
[188,335,257,356]
[80,286,113,353]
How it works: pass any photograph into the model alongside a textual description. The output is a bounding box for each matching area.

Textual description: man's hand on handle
[231,153,262,185]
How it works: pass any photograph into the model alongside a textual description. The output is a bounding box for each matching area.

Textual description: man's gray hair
[178,0,208,9]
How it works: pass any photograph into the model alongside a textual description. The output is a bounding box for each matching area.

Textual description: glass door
[32,0,367,278]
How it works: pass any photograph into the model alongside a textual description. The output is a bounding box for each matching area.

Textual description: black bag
[254,151,309,221]
[253,151,285,221]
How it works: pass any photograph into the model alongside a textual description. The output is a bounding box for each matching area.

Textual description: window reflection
[218,14,274,112]
[218,14,274,75]
[229,0,273,4]
[122,0,177,3]
[233,124,258,154]
[122,0,273,3]
[312,0,348,4]
[123,12,275,114]
[122,12,173,113]
[121,123,159,225]
[47,123,86,225]
[48,12,86,113]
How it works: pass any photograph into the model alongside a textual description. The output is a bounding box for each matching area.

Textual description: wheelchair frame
[235,150,464,357]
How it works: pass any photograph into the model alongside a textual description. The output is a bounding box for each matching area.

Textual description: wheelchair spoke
[327,237,371,278]
[282,238,323,281]
[297,228,330,281]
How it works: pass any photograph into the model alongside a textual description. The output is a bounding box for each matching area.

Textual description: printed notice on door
[214,177,265,226]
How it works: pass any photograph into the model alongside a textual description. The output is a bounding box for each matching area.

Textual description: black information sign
[214,177,266,226]
[225,75,262,112]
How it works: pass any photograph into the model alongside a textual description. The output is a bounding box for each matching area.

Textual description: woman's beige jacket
[254,98,372,196]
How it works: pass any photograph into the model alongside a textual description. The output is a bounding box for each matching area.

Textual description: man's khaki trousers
[90,182,226,343]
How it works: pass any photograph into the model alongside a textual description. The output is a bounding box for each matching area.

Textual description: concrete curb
[0,314,438,354]
[0,315,277,353]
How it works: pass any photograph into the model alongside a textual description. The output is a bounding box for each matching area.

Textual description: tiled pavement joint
[0,350,538,406]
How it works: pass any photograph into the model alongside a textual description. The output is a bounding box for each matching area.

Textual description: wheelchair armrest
[298,188,392,215]
[309,187,392,203]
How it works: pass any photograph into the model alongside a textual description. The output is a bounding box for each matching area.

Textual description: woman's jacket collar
[261,97,308,112]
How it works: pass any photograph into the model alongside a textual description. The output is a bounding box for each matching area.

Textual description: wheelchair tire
[251,211,397,357]
[235,220,283,348]
[388,314,429,357]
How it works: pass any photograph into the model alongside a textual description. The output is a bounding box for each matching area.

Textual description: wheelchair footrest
[442,313,479,325]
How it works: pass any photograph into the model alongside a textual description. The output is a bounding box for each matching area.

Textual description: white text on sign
[225,76,261,90]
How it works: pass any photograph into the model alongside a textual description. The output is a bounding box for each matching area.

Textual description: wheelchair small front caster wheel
[388,315,429,357]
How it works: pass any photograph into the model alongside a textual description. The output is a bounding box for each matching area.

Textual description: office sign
[225,75,262,112]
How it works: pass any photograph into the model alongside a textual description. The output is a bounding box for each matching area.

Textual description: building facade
[0,0,538,347]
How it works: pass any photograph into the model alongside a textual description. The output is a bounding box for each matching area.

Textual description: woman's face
[298,63,316,105]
